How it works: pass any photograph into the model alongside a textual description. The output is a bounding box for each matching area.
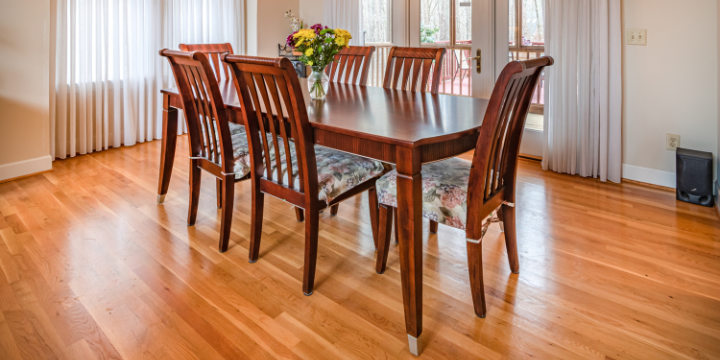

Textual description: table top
[163,79,489,147]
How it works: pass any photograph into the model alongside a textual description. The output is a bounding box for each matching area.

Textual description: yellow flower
[307,61,314,66]
[335,28,352,39]
[305,48,314,56]
[293,29,317,46]
[334,28,352,48]
[335,36,348,47]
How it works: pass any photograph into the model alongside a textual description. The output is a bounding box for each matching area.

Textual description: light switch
[627,28,647,46]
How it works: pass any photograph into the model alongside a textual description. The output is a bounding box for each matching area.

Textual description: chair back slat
[223,55,318,198]
[465,56,554,239]
[326,46,376,85]
[382,47,445,94]
[179,43,234,82]
[160,49,234,175]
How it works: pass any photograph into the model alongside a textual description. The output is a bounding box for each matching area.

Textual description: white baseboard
[622,164,675,189]
[0,155,53,182]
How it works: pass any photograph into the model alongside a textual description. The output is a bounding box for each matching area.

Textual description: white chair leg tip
[408,335,420,356]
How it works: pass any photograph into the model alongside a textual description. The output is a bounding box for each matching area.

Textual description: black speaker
[676,147,714,207]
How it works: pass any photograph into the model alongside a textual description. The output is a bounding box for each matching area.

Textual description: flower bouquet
[286,24,352,100]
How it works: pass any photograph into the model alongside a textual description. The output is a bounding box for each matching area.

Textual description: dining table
[157,79,489,356]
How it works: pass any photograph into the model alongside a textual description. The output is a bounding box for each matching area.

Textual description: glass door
[416,0,474,96]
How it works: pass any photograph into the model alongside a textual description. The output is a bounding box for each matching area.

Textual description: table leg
[157,94,179,204]
[395,147,423,356]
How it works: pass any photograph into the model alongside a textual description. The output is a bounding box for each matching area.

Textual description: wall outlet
[627,28,647,46]
[666,133,680,151]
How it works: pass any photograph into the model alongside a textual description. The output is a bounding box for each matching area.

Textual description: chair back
[159,49,234,176]
[465,56,554,239]
[179,43,234,81]
[325,46,376,85]
[222,55,318,200]
[382,47,445,94]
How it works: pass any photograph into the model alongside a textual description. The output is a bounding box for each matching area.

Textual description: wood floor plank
[1,138,719,359]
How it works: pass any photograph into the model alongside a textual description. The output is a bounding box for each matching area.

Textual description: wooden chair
[382,47,445,94]
[324,46,376,217]
[325,46,376,85]
[179,43,234,82]
[160,49,252,253]
[380,47,446,235]
[179,43,244,209]
[374,57,555,318]
[222,55,386,296]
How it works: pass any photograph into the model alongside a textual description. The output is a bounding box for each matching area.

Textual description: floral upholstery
[228,122,245,135]
[376,157,489,231]
[230,130,385,203]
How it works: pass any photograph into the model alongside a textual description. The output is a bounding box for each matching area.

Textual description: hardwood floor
[1,136,719,359]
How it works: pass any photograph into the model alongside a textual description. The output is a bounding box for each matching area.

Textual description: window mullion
[450,0,456,47]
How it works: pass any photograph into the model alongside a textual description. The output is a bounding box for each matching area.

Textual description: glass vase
[307,65,329,100]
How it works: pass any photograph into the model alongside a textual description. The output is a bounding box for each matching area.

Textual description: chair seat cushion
[228,122,245,135]
[375,157,473,230]
[231,132,384,203]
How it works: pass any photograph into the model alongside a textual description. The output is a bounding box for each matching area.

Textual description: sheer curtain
[50,0,244,160]
[323,0,364,46]
[543,0,622,183]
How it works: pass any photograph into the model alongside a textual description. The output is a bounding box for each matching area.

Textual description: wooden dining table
[157,79,489,355]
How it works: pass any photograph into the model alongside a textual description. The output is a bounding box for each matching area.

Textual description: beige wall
[623,0,718,183]
[247,0,300,57]
[0,0,52,180]
[300,0,325,27]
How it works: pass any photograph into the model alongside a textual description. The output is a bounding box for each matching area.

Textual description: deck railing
[511,49,545,112]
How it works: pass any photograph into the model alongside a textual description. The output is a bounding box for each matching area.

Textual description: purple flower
[310,23,324,35]
[286,31,297,48]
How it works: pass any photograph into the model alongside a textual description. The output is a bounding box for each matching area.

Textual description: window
[362,0,392,44]
[421,0,471,46]
[509,0,545,51]
[510,0,545,116]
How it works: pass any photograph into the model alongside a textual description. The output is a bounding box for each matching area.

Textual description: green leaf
[439,207,453,218]
[423,189,437,202]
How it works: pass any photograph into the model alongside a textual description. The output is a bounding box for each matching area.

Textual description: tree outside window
[363,0,392,44]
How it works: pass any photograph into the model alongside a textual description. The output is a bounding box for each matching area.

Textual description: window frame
[509,0,544,54]
[419,0,472,49]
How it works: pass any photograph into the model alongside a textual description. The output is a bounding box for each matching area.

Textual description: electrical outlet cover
[627,28,647,46]
[666,133,680,151]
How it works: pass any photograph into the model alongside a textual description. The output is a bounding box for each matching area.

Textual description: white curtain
[323,0,364,46]
[50,0,244,160]
[542,0,622,183]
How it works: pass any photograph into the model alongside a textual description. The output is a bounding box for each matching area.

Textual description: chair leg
[429,220,438,234]
[294,207,305,222]
[375,205,393,274]
[248,185,265,262]
[496,207,505,232]
[218,176,234,253]
[215,178,222,208]
[466,241,487,318]
[501,204,519,274]
[330,204,339,216]
[393,208,399,244]
[302,210,320,296]
[368,187,379,249]
[187,160,201,226]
